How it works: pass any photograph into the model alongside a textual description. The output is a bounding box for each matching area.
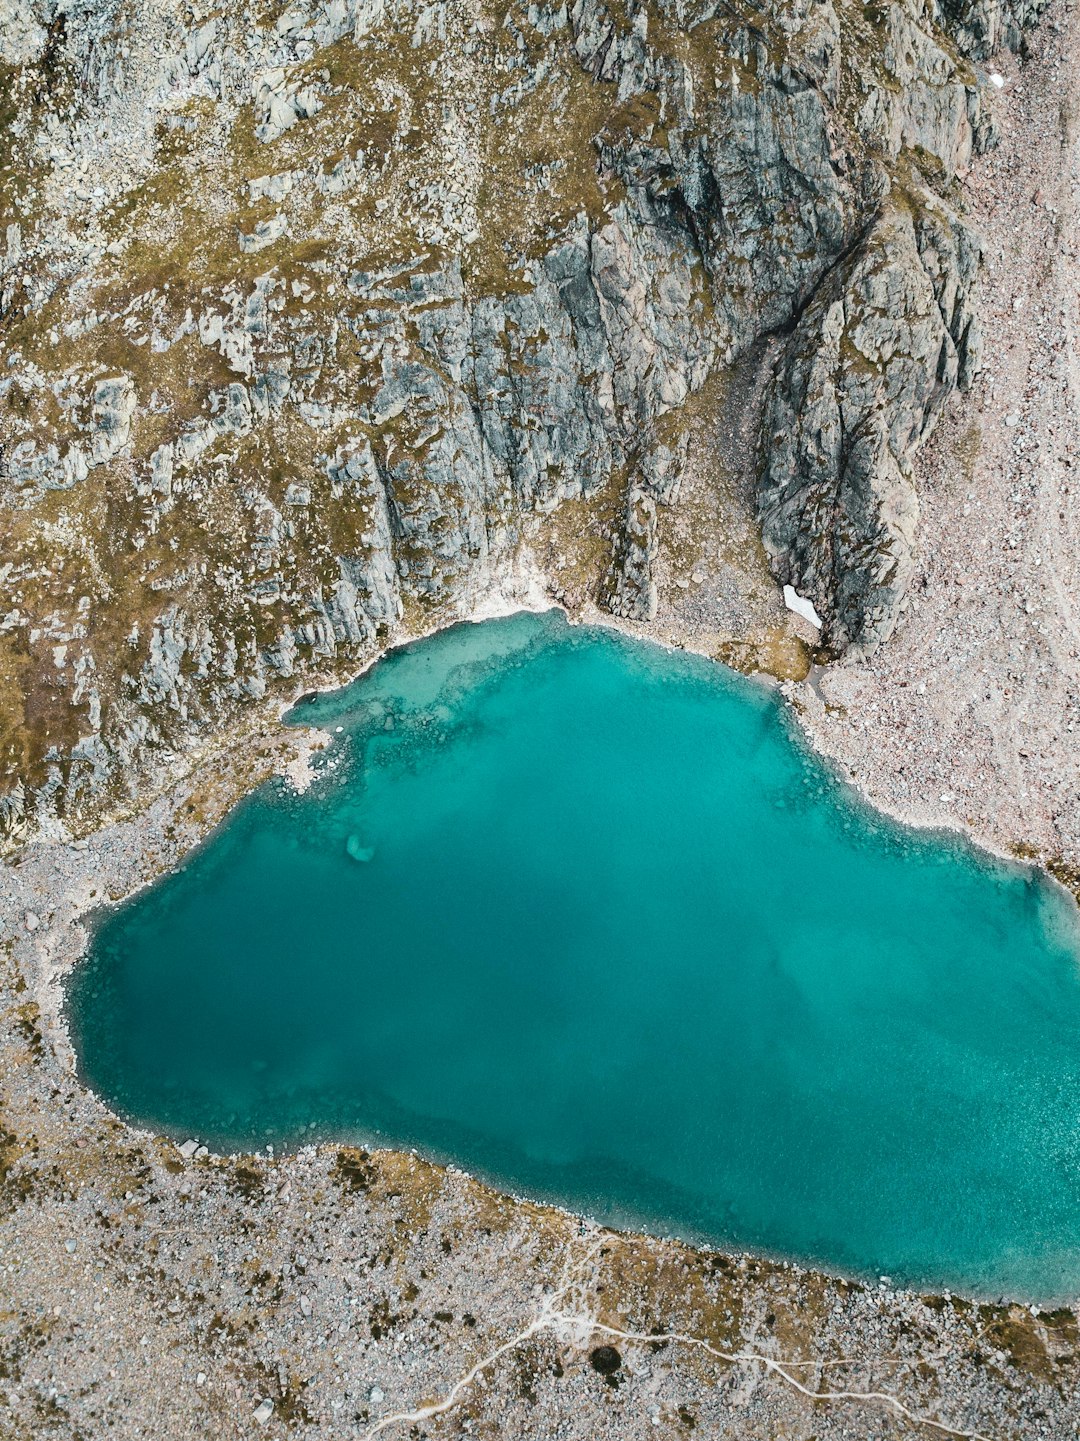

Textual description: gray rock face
[737,0,1042,659]
[340,201,712,619]
[575,0,857,360]
[936,0,1051,59]
[559,0,1005,636]
[758,191,982,655]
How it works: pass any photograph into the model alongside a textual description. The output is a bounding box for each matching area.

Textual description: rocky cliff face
[0,0,1045,838]
[759,186,983,654]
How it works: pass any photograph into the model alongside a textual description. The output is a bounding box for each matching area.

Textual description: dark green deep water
[69,611,1080,1300]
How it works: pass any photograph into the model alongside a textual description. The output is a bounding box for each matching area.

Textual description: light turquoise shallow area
[69,611,1080,1301]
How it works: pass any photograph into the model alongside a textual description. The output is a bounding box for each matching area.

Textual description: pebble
[196,1373,206,1388]
[300,1294,312,1317]
[65,1239,77,1253]
[253,1398,274,1425]
[369,1386,384,1404]
[24,912,40,933]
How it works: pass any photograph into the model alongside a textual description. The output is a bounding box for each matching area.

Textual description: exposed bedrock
[936,0,1052,59]
[0,0,1046,835]
[758,190,982,656]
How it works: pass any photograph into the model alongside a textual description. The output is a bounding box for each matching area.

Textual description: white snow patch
[783,584,823,629]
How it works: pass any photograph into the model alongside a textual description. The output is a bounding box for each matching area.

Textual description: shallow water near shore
[68,610,1080,1300]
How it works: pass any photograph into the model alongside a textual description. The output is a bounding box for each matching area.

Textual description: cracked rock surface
[0,0,1038,838]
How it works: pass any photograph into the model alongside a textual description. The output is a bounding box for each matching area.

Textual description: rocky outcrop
[745,0,1028,658]
[758,189,983,655]
[936,0,1051,59]
[0,0,1047,837]
[603,485,659,620]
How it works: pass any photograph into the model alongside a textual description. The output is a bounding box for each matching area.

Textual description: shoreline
[30,576,1078,1074]
[24,591,1080,1319]
[1,595,1075,1441]
[595,605,1079,884]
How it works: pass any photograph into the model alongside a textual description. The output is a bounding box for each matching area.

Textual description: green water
[69,611,1080,1300]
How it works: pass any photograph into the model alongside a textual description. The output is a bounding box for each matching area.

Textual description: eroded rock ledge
[0,0,1047,840]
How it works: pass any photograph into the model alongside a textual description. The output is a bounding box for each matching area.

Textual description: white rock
[196,1372,207,1387]
[989,70,1005,88]
[782,584,823,629]
[249,172,294,204]
[23,911,40,933]
[90,376,137,466]
[150,444,174,496]
[185,19,218,71]
[64,1239,77,1253]
[369,1386,384,1404]
[253,1398,274,1425]
[177,1139,199,1160]
[300,1294,312,1317]
[238,214,287,254]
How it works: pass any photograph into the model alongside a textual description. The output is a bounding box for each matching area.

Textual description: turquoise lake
[68,610,1080,1301]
